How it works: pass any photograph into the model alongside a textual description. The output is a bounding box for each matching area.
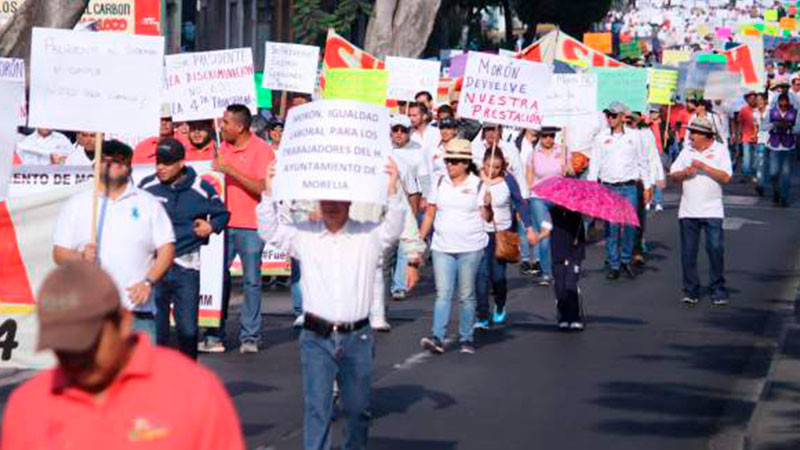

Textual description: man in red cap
[1,261,244,449]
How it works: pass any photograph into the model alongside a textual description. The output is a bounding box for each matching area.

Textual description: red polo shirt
[1,335,244,450]
[739,105,757,144]
[185,141,216,162]
[219,134,274,229]
[132,137,159,165]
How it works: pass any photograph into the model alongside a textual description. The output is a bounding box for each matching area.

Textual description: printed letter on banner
[457,52,551,128]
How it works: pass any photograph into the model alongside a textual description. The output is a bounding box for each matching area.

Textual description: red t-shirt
[132,137,159,165]
[219,134,274,229]
[185,141,216,162]
[739,105,757,144]
[668,105,692,141]
[1,335,244,450]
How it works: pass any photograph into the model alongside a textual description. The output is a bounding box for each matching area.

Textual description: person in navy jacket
[139,138,230,359]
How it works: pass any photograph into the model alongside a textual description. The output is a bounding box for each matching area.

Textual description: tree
[364,0,442,58]
[292,0,372,46]
[0,0,89,60]
[512,0,613,42]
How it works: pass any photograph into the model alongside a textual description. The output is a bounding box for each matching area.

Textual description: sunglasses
[605,113,619,119]
[445,159,468,165]
[540,133,555,139]
[391,127,409,133]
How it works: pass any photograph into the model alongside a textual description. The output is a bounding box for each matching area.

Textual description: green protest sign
[697,54,728,64]
[323,68,388,105]
[595,68,648,113]
[254,72,273,109]
[619,40,642,59]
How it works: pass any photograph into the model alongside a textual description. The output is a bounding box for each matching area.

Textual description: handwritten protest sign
[543,73,600,152]
[704,71,742,100]
[648,68,679,105]
[715,27,732,40]
[323,69,388,106]
[165,48,257,122]
[0,58,26,126]
[28,27,164,136]
[583,32,613,54]
[385,56,441,102]
[457,52,551,128]
[0,80,17,199]
[262,42,320,94]
[662,50,691,67]
[765,9,778,22]
[273,100,391,204]
[595,68,648,113]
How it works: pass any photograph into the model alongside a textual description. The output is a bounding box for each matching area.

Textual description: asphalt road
[198,179,800,450]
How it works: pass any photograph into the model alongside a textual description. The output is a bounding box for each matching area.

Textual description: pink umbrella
[531,177,640,227]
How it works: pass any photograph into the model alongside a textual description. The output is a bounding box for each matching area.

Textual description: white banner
[28,27,164,136]
[262,42,320,94]
[273,100,390,204]
[165,48,257,122]
[385,56,441,102]
[543,73,602,153]
[457,52,551,128]
[0,79,18,200]
[0,57,26,126]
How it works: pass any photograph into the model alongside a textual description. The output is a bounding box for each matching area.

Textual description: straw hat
[443,139,473,160]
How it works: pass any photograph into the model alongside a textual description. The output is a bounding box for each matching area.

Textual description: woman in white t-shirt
[419,139,491,355]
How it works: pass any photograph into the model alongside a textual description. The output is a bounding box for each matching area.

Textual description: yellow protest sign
[322,68,388,105]
[647,68,679,105]
[765,9,778,22]
[662,50,691,67]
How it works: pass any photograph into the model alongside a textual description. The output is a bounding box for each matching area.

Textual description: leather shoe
[621,264,636,279]
[606,269,620,280]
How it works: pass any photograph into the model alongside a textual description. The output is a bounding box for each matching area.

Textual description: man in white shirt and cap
[669,116,731,306]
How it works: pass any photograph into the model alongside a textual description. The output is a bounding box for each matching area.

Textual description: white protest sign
[0,58,26,126]
[385,56,441,102]
[28,27,164,136]
[543,73,601,152]
[0,80,18,200]
[165,48,257,122]
[457,52,551,129]
[273,100,390,204]
[704,71,742,100]
[262,42,320,94]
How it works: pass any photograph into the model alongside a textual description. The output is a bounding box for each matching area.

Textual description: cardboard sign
[595,68,648,113]
[322,68,388,106]
[165,48,257,122]
[619,40,642,59]
[0,58,26,126]
[28,27,164,136]
[385,56,441,102]
[262,42,320,94]
[272,100,391,204]
[321,29,384,92]
[583,32,613,54]
[457,52,552,128]
[765,9,778,22]
[542,73,600,152]
[662,50,691,67]
[704,71,742,100]
[648,68,679,105]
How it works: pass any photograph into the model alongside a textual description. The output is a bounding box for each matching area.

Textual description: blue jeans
[530,198,552,277]
[206,228,266,344]
[154,265,200,359]
[291,258,303,316]
[476,233,507,319]
[654,186,664,206]
[300,328,373,450]
[741,143,757,178]
[133,315,157,343]
[517,218,539,263]
[679,218,726,300]
[604,184,638,270]
[756,144,769,188]
[769,149,793,201]
[390,244,407,295]
[431,249,483,343]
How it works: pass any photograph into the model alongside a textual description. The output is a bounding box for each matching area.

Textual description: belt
[133,311,155,320]
[303,313,370,337]
[602,180,637,187]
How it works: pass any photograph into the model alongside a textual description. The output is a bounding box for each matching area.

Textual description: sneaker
[755,185,764,197]
[569,321,585,331]
[655,204,664,212]
[370,317,392,332]
[198,339,225,353]
[681,296,699,305]
[239,341,259,354]
[645,203,651,211]
[530,261,543,276]
[391,290,406,301]
[606,269,620,280]
[420,336,445,354]
[537,275,553,286]
[558,321,570,330]
[780,199,789,208]
[621,264,637,279]
[519,261,532,275]
[492,306,507,325]
[459,342,476,354]
[632,254,645,266]
[712,298,729,306]
[473,319,490,330]
[293,314,305,328]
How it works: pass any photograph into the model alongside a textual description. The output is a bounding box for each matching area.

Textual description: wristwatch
[143,277,156,288]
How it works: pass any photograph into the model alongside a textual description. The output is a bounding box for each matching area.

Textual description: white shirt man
[16,129,73,165]
[409,104,441,173]
[587,124,651,188]
[390,115,431,198]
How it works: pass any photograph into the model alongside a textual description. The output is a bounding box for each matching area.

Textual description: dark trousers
[553,261,582,323]
[155,265,200,359]
[679,218,727,300]
[634,182,647,256]
[476,232,508,319]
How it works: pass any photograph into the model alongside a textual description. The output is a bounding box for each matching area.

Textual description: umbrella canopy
[531,177,640,227]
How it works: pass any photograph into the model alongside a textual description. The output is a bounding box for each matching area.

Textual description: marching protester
[472,123,527,195]
[428,116,459,180]
[64,131,98,166]
[185,119,217,160]
[669,116,732,305]
[200,104,275,354]
[52,140,175,341]
[409,102,442,171]
[738,91,760,184]
[419,139,491,354]
[2,262,244,450]
[267,117,285,148]
[763,93,799,207]
[257,157,404,450]
[16,128,73,165]
[550,205,587,330]
[587,101,651,280]
[475,150,536,330]
[754,93,771,196]
[517,126,542,276]
[139,138,230,359]
[132,104,176,164]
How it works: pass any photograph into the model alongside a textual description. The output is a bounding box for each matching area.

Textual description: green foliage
[511,0,613,37]
[291,0,372,45]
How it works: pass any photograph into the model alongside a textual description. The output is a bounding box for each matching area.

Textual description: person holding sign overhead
[257,157,404,450]
[200,104,275,354]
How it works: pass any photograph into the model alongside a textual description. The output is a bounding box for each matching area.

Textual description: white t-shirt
[669,141,732,219]
[53,183,175,312]
[429,174,489,253]
[471,140,529,198]
[63,144,94,167]
[391,141,430,197]
[16,131,73,165]
[483,179,514,232]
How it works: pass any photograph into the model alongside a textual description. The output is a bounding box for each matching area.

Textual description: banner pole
[91,133,104,245]
[663,105,672,155]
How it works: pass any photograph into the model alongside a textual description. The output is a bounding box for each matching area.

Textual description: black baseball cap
[102,140,133,164]
[267,117,285,130]
[156,137,185,164]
